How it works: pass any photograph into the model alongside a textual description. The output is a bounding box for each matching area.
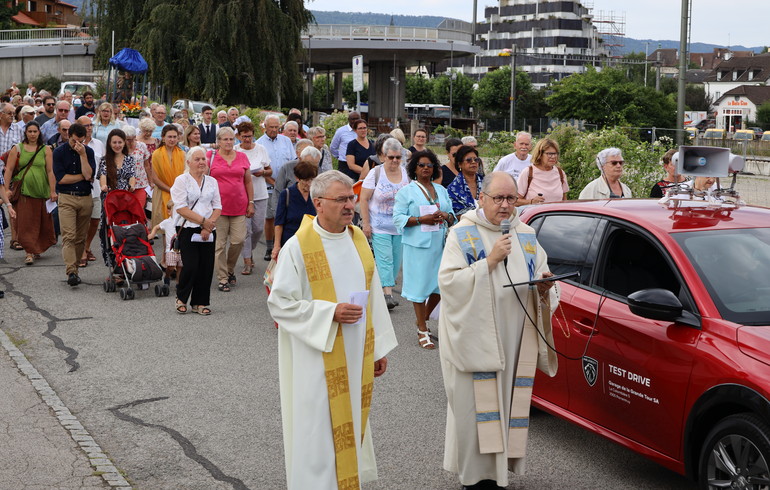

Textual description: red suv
[520,199,770,490]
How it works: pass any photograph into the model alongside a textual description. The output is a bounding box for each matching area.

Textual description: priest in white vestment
[268,170,398,490]
[438,172,559,489]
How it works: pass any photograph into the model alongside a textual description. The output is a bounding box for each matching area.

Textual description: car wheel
[698,413,770,490]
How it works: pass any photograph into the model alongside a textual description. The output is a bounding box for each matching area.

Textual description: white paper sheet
[190,233,214,243]
[45,199,57,214]
[347,290,370,326]
[419,204,439,232]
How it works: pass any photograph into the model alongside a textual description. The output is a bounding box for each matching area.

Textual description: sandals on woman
[10,240,22,250]
[24,254,34,265]
[418,329,435,350]
[218,282,231,292]
[228,273,237,286]
[241,258,253,275]
[176,300,187,314]
[191,305,212,316]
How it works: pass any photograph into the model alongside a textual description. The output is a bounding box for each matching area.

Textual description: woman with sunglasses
[359,138,410,310]
[393,150,455,349]
[579,148,632,199]
[341,119,374,181]
[516,138,569,205]
[447,145,483,217]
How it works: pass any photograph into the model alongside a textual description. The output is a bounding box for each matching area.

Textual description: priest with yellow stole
[268,170,398,490]
[438,172,559,489]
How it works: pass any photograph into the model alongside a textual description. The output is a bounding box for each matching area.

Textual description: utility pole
[676,0,690,145]
[644,42,650,87]
[510,46,516,133]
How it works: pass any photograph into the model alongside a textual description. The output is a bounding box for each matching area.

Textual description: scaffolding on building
[592,10,626,59]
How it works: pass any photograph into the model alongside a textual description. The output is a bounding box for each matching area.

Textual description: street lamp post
[498,47,516,132]
[448,41,454,129]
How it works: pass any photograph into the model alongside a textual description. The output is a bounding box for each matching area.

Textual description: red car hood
[737,325,770,367]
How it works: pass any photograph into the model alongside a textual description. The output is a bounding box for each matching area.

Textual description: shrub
[548,125,674,199]
[29,74,62,95]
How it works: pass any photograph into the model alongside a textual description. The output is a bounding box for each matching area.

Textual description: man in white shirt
[76,116,106,267]
[198,106,217,147]
[257,114,295,260]
[494,132,532,181]
[329,111,360,161]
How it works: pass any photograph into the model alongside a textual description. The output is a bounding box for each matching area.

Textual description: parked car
[733,129,755,141]
[169,99,214,119]
[58,81,96,97]
[685,127,698,140]
[521,199,770,489]
[761,132,770,142]
[748,127,765,139]
[702,128,725,140]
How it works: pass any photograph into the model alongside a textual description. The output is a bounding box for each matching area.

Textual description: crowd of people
[1,85,708,489]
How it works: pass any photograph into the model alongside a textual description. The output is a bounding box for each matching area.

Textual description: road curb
[0,327,132,488]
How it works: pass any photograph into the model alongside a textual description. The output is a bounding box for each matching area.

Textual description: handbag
[173,175,207,250]
[9,144,45,204]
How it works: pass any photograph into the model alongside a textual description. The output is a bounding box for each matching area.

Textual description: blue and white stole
[454,224,541,458]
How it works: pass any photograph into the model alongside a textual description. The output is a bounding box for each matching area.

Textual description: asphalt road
[0,237,696,489]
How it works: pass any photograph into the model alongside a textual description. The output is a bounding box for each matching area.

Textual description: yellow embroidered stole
[295,215,375,490]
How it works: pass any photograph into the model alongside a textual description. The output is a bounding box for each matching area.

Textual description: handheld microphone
[501,218,510,266]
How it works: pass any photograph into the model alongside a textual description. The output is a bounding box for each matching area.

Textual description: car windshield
[673,228,770,325]
[734,132,752,140]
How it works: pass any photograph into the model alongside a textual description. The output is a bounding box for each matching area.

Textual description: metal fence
[0,27,97,47]
[304,24,473,44]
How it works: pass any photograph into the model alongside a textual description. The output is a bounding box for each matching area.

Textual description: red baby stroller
[102,190,166,300]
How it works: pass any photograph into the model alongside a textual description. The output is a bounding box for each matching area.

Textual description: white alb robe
[438,209,559,487]
[267,219,398,490]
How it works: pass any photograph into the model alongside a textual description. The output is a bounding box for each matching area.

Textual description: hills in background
[309,10,765,55]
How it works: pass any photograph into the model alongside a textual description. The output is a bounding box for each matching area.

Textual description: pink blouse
[208,150,250,216]
[517,165,569,203]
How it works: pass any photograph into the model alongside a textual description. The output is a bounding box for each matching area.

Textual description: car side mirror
[628,288,683,321]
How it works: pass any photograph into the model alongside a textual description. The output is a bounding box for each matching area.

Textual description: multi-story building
[459,0,607,86]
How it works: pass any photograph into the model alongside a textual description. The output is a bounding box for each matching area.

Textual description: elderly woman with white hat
[579,147,633,200]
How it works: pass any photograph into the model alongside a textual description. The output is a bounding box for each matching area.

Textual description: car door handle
[573,318,599,336]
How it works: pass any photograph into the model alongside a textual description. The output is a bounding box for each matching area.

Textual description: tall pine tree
[94,0,312,106]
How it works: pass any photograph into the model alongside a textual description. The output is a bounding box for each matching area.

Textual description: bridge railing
[0,27,97,47]
[304,24,473,44]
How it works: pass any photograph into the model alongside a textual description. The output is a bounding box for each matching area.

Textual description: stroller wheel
[154,284,162,297]
[162,285,170,297]
[103,280,110,293]
[126,288,135,300]
[119,288,127,300]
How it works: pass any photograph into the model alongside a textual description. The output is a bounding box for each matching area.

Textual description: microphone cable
[501,233,607,362]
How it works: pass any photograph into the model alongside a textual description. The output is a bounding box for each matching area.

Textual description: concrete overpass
[0,28,97,89]
[301,20,479,123]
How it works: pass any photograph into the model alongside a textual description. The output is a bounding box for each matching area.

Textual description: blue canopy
[108,48,148,74]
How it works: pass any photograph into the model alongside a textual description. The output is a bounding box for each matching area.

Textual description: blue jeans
[371,233,402,288]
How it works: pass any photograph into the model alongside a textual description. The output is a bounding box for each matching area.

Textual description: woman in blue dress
[447,145,483,218]
[393,150,455,349]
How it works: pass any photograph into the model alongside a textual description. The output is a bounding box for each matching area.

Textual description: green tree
[0,2,22,30]
[685,84,712,111]
[621,52,654,86]
[757,102,770,129]
[312,74,334,108]
[94,0,312,106]
[472,67,533,118]
[547,67,676,129]
[405,74,434,104]
[432,72,473,113]
[342,75,368,106]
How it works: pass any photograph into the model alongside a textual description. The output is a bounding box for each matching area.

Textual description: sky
[305,0,768,48]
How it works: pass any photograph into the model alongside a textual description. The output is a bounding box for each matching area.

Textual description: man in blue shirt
[329,111,360,161]
[52,123,96,287]
[257,114,295,260]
